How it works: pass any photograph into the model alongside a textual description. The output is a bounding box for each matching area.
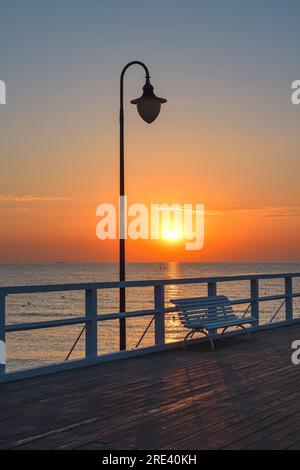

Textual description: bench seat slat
[179,308,234,317]
[176,302,231,309]
[172,295,227,304]
[180,314,237,325]
[179,315,237,323]
[179,304,233,311]
[180,303,232,309]
[184,317,256,329]
[180,304,233,311]
[179,311,236,319]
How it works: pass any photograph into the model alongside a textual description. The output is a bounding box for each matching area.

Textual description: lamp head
[130,78,167,123]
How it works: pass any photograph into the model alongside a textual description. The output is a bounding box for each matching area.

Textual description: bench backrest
[171,295,235,327]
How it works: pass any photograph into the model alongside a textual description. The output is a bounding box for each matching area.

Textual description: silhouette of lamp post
[119,61,167,350]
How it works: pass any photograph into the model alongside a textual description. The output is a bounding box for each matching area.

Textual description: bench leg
[221,324,252,342]
[205,331,215,352]
[200,329,215,351]
[183,330,195,349]
[221,326,229,340]
[237,324,252,341]
[183,329,215,351]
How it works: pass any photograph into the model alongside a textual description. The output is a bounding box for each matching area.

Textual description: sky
[0,0,300,263]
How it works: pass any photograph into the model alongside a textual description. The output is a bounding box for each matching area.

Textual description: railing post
[285,277,293,321]
[85,289,98,358]
[0,294,6,377]
[208,282,217,297]
[154,284,165,346]
[251,279,259,326]
[207,282,217,334]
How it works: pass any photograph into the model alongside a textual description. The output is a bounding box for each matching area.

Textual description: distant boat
[56,261,64,264]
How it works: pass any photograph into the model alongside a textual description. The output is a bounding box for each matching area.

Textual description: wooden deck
[0,324,300,450]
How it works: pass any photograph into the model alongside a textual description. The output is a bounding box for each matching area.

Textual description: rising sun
[161,229,183,242]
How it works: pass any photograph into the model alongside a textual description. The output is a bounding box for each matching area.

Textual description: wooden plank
[0,324,299,450]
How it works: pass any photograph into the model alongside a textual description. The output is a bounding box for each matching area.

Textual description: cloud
[207,205,300,219]
[252,207,300,218]
[0,207,34,214]
[0,194,68,202]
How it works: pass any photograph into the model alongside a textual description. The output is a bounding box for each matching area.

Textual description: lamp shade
[130,78,167,123]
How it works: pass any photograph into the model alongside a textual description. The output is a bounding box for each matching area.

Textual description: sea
[1,262,300,372]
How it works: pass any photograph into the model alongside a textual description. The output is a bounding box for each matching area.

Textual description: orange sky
[1,195,300,263]
[1,110,299,262]
[1,2,300,263]
[1,108,300,262]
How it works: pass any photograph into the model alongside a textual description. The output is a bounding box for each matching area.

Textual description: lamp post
[119,61,167,350]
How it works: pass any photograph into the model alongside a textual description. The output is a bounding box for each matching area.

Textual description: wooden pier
[1,323,300,450]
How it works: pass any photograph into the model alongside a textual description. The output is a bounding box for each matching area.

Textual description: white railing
[1,272,300,382]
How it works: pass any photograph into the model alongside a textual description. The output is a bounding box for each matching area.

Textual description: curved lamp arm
[120,61,150,111]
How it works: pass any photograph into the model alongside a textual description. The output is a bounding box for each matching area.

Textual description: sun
[159,209,184,243]
[161,229,183,242]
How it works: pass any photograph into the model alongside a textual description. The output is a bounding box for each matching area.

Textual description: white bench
[171,295,256,351]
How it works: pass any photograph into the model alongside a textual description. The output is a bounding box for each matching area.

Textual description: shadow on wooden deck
[0,324,300,450]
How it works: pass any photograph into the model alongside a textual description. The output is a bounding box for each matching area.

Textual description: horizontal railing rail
[1,272,300,382]
[1,272,300,295]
